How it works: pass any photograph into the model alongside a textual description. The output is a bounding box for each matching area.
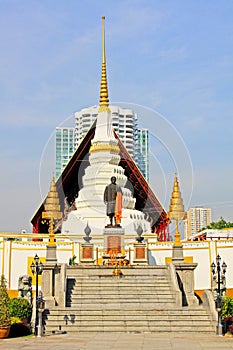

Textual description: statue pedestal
[173,262,198,306]
[172,243,184,262]
[133,243,148,265]
[80,243,94,264]
[42,263,59,309]
[171,242,198,305]
[42,243,58,308]
[103,227,125,254]
[46,244,57,264]
[42,263,66,308]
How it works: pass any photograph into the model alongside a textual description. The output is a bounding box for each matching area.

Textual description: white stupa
[62,17,151,235]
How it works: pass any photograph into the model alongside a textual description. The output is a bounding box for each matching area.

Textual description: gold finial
[98,16,111,113]
[42,173,62,221]
[168,173,186,221]
[168,173,186,245]
[42,173,62,245]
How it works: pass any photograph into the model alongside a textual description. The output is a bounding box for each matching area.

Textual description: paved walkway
[0,333,233,350]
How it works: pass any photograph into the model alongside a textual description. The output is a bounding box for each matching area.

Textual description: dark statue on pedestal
[104,176,122,227]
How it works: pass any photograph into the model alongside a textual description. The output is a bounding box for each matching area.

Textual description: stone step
[70,276,169,281]
[72,286,172,291]
[45,314,211,322]
[45,319,213,327]
[70,291,172,297]
[45,265,216,335]
[72,284,172,289]
[73,278,170,285]
[68,302,176,309]
[67,269,169,278]
[44,311,215,333]
[72,287,171,293]
[71,274,170,277]
[71,296,174,306]
[70,294,174,300]
[44,323,215,334]
[67,303,178,309]
[74,276,169,281]
[46,307,211,315]
[74,276,169,280]
[69,275,170,279]
[72,288,173,296]
[69,279,176,305]
[73,285,171,289]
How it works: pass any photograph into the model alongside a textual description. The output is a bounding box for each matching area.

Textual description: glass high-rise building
[137,128,149,180]
[55,127,75,179]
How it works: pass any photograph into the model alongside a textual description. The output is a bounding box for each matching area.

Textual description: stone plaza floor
[0,333,233,350]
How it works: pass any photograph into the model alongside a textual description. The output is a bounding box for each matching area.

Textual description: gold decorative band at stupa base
[89,143,120,154]
[98,105,111,113]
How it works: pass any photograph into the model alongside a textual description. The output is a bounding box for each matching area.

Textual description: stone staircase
[43,266,216,334]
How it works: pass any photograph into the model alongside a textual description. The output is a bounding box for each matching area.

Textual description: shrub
[69,255,77,265]
[9,298,32,321]
[10,317,21,325]
[0,275,11,327]
[229,323,233,334]
[223,316,233,334]
[9,319,31,338]
[222,297,233,334]
[222,297,233,318]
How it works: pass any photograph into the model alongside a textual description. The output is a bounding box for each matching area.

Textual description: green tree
[0,275,11,327]
[199,217,233,232]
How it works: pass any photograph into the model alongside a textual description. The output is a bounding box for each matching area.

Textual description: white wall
[1,235,233,293]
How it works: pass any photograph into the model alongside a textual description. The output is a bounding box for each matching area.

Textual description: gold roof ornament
[168,173,187,245]
[42,173,62,221]
[98,16,111,113]
[168,173,186,221]
[42,173,62,246]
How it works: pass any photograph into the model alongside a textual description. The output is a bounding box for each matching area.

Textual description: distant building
[55,127,75,179]
[137,128,149,180]
[190,228,233,241]
[185,207,212,240]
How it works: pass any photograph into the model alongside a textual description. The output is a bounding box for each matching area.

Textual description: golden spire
[168,173,186,221]
[168,173,186,245]
[42,173,62,246]
[98,16,111,113]
[42,173,62,221]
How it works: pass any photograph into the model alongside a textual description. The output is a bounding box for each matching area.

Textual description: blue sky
[0,0,233,231]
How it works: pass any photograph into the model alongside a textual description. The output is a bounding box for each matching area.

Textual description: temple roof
[31,121,168,237]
